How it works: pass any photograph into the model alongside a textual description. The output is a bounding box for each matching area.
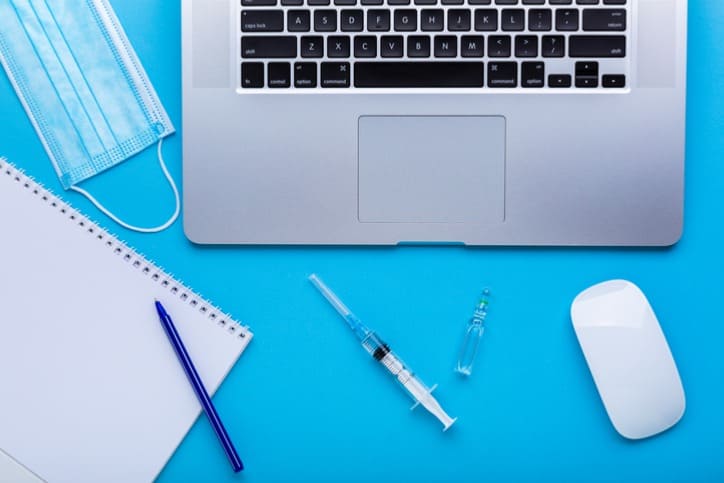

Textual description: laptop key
[541,35,565,57]
[548,74,572,87]
[354,62,484,87]
[341,10,364,31]
[408,35,431,57]
[521,61,544,87]
[381,35,404,57]
[301,36,324,57]
[474,9,498,31]
[434,36,458,57]
[328,36,351,57]
[267,62,291,88]
[368,10,391,31]
[321,62,351,87]
[582,9,626,31]
[569,35,626,57]
[556,9,579,31]
[488,35,511,57]
[488,61,517,87]
[576,76,598,88]
[501,9,525,31]
[288,10,311,32]
[394,10,418,31]
[448,9,471,31]
[528,9,552,31]
[576,60,598,76]
[241,10,284,32]
[354,36,378,57]
[314,10,337,31]
[515,35,538,57]
[421,9,445,31]
[241,36,297,58]
[242,0,277,5]
[241,62,264,88]
[294,62,318,87]
[602,74,626,88]
[461,35,485,56]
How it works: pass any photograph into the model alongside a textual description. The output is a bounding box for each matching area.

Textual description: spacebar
[354,62,484,88]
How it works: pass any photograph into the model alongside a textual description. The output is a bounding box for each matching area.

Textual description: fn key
[241,62,264,88]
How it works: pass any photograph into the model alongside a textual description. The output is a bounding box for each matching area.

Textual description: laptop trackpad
[358,116,506,223]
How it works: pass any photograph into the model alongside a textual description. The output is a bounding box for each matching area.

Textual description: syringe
[309,274,457,431]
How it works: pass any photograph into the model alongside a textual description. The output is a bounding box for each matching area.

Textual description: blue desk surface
[1,2,723,481]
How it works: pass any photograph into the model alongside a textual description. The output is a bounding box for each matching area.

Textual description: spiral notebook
[0,158,253,483]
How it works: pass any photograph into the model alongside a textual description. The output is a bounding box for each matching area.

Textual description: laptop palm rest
[358,115,506,224]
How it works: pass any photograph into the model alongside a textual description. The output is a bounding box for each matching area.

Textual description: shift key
[569,35,626,58]
[242,36,297,58]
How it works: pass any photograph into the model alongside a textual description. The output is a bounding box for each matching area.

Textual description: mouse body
[571,280,685,440]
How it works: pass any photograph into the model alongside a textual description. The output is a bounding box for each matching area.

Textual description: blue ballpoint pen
[154,300,244,473]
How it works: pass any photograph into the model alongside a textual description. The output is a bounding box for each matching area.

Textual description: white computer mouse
[571,280,685,440]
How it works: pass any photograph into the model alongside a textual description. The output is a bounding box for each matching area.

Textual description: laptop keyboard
[239,0,629,90]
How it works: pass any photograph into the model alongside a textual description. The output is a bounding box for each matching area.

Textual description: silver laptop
[182,0,687,245]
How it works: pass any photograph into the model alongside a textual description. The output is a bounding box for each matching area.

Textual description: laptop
[182,0,687,245]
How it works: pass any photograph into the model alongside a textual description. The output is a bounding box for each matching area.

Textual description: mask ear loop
[69,139,180,234]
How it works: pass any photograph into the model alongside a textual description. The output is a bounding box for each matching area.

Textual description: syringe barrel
[363,334,418,390]
[361,332,391,360]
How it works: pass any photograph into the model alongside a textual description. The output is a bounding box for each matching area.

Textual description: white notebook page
[0,159,252,483]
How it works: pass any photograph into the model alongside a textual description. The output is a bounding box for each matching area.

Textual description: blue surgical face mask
[0,0,179,233]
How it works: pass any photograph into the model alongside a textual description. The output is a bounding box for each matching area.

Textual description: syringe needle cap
[308,274,353,318]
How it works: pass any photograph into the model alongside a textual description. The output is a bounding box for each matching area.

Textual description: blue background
[1,1,722,481]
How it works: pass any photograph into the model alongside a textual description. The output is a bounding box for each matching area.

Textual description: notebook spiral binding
[0,158,248,340]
